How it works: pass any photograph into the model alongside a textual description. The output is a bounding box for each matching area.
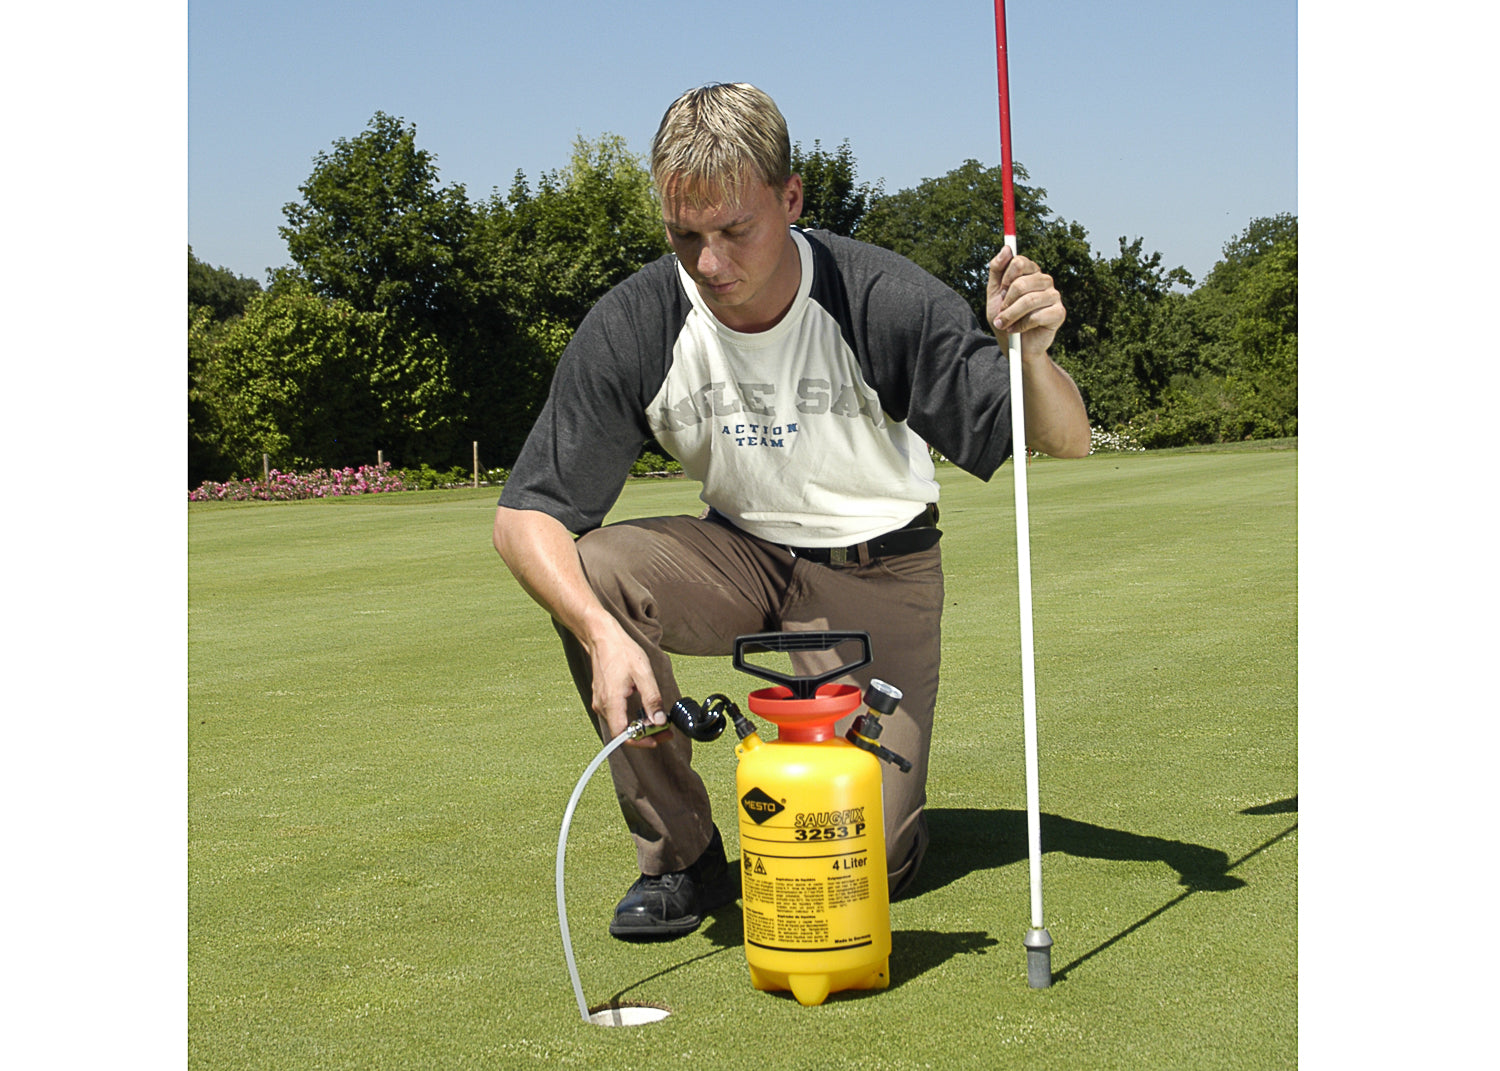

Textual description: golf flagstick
[994,0,1053,989]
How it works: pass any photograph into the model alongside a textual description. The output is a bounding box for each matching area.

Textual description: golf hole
[587,1003,671,1027]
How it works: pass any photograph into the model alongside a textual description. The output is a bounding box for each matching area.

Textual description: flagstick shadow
[1054,819,1297,982]
[601,941,739,1010]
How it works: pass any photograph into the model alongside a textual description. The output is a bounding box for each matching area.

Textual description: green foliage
[394,462,472,490]
[265,124,664,478]
[188,247,263,321]
[851,159,1190,430]
[1219,211,1298,267]
[189,305,232,486]
[1128,374,1296,448]
[855,159,1055,323]
[1131,215,1298,445]
[280,112,478,329]
[1061,237,1196,428]
[483,134,669,331]
[851,155,1295,446]
[630,450,683,476]
[1182,213,1298,381]
[456,135,667,464]
[194,278,461,477]
[1223,235,1298,386]
[792,139,882,236]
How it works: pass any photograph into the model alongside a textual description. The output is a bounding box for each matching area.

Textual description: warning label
[744,906,775,944]
[776,877,825,915]
[777,915,830,943]
[828,873,870,909]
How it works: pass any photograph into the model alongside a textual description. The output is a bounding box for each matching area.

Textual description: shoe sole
[608,874,741,941]
[608,914,704,940]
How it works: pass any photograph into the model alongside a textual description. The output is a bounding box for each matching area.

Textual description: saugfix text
[795,808,867,828]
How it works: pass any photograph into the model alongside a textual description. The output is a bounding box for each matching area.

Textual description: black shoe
[609,826,740,940]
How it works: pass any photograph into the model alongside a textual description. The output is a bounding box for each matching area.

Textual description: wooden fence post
[473,441,479,488]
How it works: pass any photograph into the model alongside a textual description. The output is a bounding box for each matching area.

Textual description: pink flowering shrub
[188,462,408,502]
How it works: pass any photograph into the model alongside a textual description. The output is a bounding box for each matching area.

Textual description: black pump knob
[669,696,727,741]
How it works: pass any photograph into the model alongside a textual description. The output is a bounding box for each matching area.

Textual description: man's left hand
[987,247,1065,360]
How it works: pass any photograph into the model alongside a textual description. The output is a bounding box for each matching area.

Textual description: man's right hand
[581,612,670,747]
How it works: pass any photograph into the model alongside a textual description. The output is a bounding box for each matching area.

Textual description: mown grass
[188,443,1296,1069]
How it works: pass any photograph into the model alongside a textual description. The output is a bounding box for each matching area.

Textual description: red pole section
[994,0,1017,238]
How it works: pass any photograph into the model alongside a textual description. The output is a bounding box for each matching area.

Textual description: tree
[189,248,264,483]
[194,278,461,477]
[461,135,669,462]
[1067,237,1196,427]
[1218,212,1298,269]
[484,134,668,331]
[792,139,882,236]
[189,305,231,486]
[1130,215,1298,446]
[1188,214,1298,378]
[1226,239,1297,388]
[280,112,478,332]
[276,112,531,469]
[198,120,670,477]
[188,246,262,321]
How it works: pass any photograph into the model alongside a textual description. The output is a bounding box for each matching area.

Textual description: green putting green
[189,442,1296,1069]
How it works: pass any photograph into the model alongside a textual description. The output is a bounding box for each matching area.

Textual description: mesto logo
[740,787,786,825]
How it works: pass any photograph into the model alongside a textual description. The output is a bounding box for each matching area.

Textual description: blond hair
[650,83,791,209]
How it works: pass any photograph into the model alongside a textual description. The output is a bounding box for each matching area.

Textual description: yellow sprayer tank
[726,632,911,1007]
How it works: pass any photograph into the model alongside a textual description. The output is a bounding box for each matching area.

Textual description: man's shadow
[898,800,1297,985]
[906,807,1250,899]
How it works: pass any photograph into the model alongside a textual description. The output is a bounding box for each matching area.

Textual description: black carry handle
[732,631,872,700]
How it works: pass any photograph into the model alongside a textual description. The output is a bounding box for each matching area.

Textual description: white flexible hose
[556,725,638,1022]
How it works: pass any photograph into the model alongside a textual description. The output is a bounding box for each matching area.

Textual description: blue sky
[189,0,1296,287]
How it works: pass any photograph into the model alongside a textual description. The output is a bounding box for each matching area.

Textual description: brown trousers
[556,513,944,897]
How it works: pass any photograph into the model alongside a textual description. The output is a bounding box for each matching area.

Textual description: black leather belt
[786,504,941,565]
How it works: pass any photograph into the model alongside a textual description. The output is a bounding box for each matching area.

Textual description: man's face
[661,174,803,332]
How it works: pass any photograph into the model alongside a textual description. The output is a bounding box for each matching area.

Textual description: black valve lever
[846,731,913,773]
[845,678,912,772]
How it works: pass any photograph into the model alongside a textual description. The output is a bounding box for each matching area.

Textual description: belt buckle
[828,546,849,565]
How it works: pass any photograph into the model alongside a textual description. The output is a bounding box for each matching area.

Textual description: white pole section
[1004,236,1044,933]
